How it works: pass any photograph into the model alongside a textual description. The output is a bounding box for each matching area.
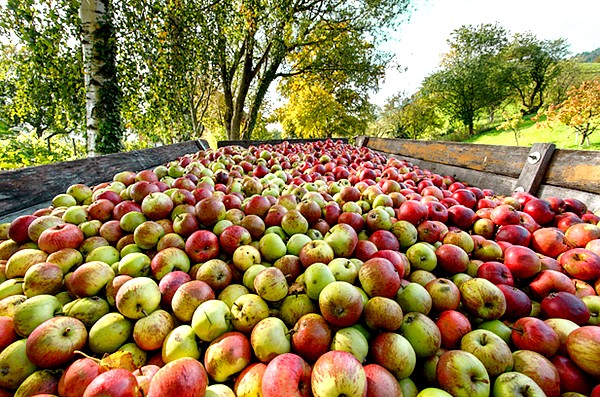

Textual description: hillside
[464,116,600,150]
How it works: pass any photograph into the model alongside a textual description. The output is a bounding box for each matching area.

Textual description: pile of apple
[1,139,600,397]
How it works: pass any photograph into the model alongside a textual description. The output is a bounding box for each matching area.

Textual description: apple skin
[460,329,513,377]
[204,331,253,383]
[528,269,577,301]
[540,291,590,325]
[233,362,266,397]
[531,227,570,258]
[492,372,546,397]
[38,223,85,254]
[318,281,364,327]
[511,317,560,357]
[566,325,600,378]
[58,358,106,397]
[146,357,208,397]
[0,339,38,389]
[436,350,490,397]
[550,354,594,395]
[497,284,532,321]
[363,363,402,397]
[436,310,472,349]
[368,332,416,380]
[261,353,312,397]
[185,230,220,263]
[503,245,542,280]
[512,349,561,397]
[459,277,507,320]
[358,257,401,298]
[425,278,461,313]
[8,215,38,244]
[558,247,600,281]
[25,316,88,368]
[82,368,140,397]
[311,350,367,397]
[291,313,332,363]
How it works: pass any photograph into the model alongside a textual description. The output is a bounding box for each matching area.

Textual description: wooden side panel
[543,149,600,194]
[0,141,202,221]
[366,138,529,178]
[385,153,517,196]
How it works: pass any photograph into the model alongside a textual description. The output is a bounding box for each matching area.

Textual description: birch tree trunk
[80,0,103,156]
[80,0,123,156]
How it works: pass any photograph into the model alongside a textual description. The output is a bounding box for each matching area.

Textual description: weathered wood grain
[366,137,530,178]
[0,141,202,221]
[515,143,556,194]
[382,153,518,196]
[543,148,600,194]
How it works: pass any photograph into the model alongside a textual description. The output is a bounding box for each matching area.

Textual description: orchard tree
[422,23,509,135]
[207,0,410,140]
[0,0,85,149]
[543,79,600,146]
[502,33,569,115]
[115,0,220,144]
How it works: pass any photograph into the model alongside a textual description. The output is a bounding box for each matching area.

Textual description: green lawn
[464,117,600,150]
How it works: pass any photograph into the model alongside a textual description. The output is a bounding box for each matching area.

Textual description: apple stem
[142,309,148,317]
[472,377,489,384]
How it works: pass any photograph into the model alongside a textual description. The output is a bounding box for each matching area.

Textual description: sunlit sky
[371,0,600,106]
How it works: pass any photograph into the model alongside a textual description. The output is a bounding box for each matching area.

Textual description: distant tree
[502,33,569,115]
[371,92,441,139]
[499,108,525,145]
[422,23,509,135]
[543,80,600,146]
[0,1,85,147]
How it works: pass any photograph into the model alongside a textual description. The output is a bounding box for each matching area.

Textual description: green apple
[460,277,507,320]
[436,350,490,397]
[118,252,152,277]
[13,294,62,337]
[242,264,267,292]
[23,262,63,298]
[416,388,453,397]
[217,284,250,309]
[253,267,288,302]
[460,329,514,377]
[79,220,102,238]
[162,325,200,363]
[286,234,311,256]
[5,249,48,279]
[118,342,147,369]
[396,282,432,315]
[304,262,335,300]
[258,233,287,263]
[399,312,442,358]
[232,245,262,272]
[250,317,290,363]
[230,294,270,334]
[406,242,437,272]
[14,368,64,397]
[119,211,147,233]
[330,326,369,363]
[192,299,232,342]
[63,296,110,327]
[328,258,358,284]
[278,293,318,328]
[0,339,37,389]
[88,312,133,354]
[46,247,83,274]
[86,245,120,265]
[492,372,546,397]
[0,279,24,300]
[281,210,309,236]
[476,319,512,345]
[133,309,174,351]
[116,277,161,319]
[390,220,418,249]
[62,205,89,225]
[0,294,27,317]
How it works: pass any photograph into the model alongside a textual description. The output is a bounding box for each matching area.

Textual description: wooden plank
[380,152,517,196]
[514,143,556,195]
[0,141,200,221]
[366,138,529,178]
[543,148,600,194]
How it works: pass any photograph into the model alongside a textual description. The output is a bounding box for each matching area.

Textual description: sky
[371,0,600,107]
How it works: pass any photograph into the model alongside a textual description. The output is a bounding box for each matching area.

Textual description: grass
[463,116,600,150]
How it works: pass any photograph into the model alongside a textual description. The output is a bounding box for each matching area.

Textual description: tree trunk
[80,0,102,156]
[80,0,123,156]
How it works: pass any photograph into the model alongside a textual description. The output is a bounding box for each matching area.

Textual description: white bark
[80,0,106,157]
